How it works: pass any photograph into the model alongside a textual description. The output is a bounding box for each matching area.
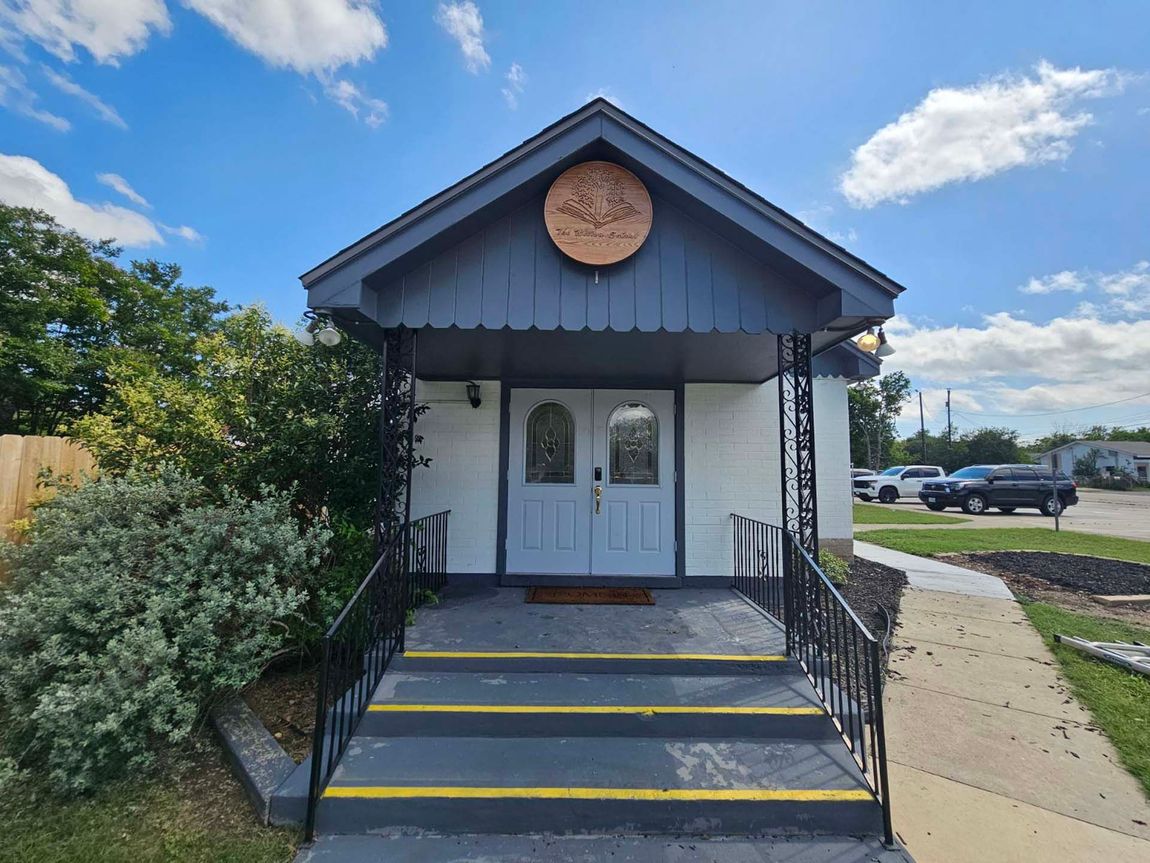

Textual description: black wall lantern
[466,381,482,409]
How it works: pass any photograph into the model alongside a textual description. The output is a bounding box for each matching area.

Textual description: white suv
[853,465,946,504]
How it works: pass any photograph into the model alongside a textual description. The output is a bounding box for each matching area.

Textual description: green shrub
[819,549,849,586]
[0,468,328,794]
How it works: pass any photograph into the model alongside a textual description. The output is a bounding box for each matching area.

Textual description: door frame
[496,380,685,586]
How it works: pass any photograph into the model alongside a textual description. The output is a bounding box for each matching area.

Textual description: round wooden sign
[544,161,653,266]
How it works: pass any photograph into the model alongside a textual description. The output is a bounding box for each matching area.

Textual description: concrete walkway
[856,543,1150,863]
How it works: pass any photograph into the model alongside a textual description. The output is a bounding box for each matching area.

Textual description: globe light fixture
[295,311,342,347]
[316,325,342,346]
[874,327,895,358]
[855,327,880,353]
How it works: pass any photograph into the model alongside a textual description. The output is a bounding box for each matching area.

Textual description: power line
[946,390,1150,418]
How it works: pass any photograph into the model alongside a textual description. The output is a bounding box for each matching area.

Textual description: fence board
[0,435,98,546]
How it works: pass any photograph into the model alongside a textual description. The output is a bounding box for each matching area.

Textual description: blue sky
[2,1,1148,440]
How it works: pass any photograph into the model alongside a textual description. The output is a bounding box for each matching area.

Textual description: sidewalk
[856,541,1150,863]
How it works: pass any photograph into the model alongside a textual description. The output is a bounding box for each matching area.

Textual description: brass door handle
[594,485,602,514]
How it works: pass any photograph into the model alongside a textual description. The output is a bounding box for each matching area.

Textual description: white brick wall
[411,378,853,577]
[684,378,853,577]
[410,380,501,574]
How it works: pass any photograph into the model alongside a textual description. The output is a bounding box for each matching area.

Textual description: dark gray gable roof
[301,99,906,321]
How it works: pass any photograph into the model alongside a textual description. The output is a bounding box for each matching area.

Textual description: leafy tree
[956,426,1023,465]
[848,371,912,471]
[0,205,226,435]
[71,305,400,530]
[1073,448,1102,478]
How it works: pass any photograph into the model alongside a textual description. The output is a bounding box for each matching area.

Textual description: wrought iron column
[376,327,417,651]
[777,331,819,558]
[375,327,418,551]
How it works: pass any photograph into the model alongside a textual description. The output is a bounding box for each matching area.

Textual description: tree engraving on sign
[544,161,653,266]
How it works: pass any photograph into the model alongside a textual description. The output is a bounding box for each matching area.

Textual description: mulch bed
[838,557,908,651]
[243,665,317,763]
[945,551,1150,626]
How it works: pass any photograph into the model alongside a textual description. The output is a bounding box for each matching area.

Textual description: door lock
[594,485,602,514]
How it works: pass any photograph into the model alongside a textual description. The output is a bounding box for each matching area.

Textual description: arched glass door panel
[607,402,658,485]
[525,401,575,484]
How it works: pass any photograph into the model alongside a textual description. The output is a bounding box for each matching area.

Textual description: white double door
[506,388,675,577]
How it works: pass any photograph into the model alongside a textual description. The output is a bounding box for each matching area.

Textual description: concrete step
[391,649,796,676]
[296,832,912,862]
[316,736,881,836]
[359,670,834,739]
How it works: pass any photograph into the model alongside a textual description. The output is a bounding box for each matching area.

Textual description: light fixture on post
[874,326,895,358]
[466,381,482,409]
[295,311,342,347]
[855,326,880,353]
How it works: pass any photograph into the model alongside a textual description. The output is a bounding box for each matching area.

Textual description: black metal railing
[304,510,450,840]
[731,514,789,632]
[731,514,893,847]
[408,509,450,601]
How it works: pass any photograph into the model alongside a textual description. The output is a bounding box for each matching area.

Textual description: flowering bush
[0,468,327,794]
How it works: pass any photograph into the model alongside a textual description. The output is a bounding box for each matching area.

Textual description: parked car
[853,465,946,503]
[919,464,1079,516]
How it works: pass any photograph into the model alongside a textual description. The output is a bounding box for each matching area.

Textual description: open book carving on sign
[557,165,641,229]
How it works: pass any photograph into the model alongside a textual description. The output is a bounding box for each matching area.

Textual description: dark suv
[919,464,1079,516]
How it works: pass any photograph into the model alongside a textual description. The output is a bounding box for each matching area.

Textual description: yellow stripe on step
[367,704,822,715]
[323,786,873,802]
[402,650,786,662]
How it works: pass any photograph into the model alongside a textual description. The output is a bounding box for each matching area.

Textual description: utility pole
[946,388,953,455]
[918,390,927,464]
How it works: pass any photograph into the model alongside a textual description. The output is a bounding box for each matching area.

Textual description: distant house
[1035,440,1150,482]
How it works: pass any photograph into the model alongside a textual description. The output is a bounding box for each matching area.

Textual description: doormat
[526,587,655,605]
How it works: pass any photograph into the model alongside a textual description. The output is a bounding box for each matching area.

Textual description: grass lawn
[1022,601,1150,798]
[858,527,1150,566]
[0,740,299,863]
[852,503,968,525]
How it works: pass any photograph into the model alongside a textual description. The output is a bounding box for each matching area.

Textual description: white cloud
[435,1,489,74]
[320,74,388,127]
[96,171,149,207]
[184,0,387,74]
[1099,260,1150,316]
[41,65,127,128]
[1,0,171,65]
[1020,261,1150,315]
[501,61,525,109]
[0,153,163,246]
[882,311,1150,416]
[840,61,1126,208]
[1019,270,1087,294]
[160,222,203,242]
[0,64,70,130]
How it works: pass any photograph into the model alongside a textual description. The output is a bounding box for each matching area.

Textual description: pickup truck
[853,465,947,504]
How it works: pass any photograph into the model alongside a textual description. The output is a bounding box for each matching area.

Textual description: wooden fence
[0,435,98,545]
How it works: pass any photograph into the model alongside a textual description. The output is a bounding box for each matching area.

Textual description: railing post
[870,639,895,847]
[304,636,331,841]
[781,533,794,655]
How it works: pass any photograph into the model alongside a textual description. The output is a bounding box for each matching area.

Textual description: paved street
[855,488,1150,542]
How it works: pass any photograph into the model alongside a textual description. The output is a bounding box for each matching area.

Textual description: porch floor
[404,585,786,656]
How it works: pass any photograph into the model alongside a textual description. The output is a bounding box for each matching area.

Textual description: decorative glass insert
[525,402,575,484]
[608,402,658,485]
